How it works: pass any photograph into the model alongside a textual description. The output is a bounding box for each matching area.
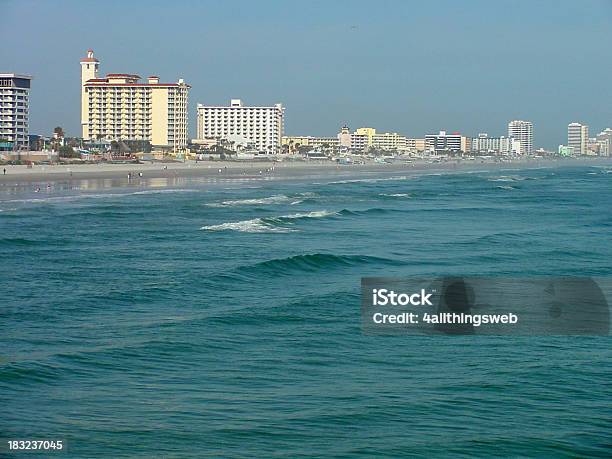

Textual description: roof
[106,73,141,79]
[0,73,33,79]
[84,80,190,88]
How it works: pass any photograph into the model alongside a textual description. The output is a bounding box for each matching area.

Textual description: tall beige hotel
[80,49,189,152]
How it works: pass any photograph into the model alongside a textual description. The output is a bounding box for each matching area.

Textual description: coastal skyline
[2,0,612,148]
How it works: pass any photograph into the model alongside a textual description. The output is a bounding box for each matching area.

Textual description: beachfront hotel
[337,126,410,152]
[0,73,32,150]
[470,133,522,155]
[425,130,468,154]
[507,120,533,155]
[196,99,284,154]
[80,50,190,152]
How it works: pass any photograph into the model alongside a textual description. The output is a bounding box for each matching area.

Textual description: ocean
[1,164,611,458]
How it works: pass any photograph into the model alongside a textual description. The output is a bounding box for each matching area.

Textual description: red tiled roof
[80,57,99,62]
[84,82,188,87]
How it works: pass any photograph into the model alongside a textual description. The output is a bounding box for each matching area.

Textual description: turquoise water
[1,165,611,458]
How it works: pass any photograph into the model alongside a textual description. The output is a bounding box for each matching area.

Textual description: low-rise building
[282,135,339,153]
[406,138,426,152]
[558,145,575,156]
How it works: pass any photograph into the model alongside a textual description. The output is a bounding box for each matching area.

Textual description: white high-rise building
[0,73,32,150]
[197,99,284,154]
[507,120,533,155]
[567,122,589,155]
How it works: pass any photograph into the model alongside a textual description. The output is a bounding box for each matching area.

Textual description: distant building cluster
[283,121,534,157]
[561,122,611,157]
[1,49,612,161]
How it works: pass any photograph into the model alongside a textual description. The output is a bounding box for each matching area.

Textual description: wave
[488,175,528,182]
[200,207,405,232]
[317,175,412,185]
[379,193,411,198]
[224,252,405,277]
[496,185,517,190]
[206,192,316,208]
[200,218,294,233]
[200,209,337,233]
[337,208,402,217]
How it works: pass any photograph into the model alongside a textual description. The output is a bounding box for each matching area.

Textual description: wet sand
[0,157,609,189]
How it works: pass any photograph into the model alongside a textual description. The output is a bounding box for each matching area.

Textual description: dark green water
[1,165,611,457]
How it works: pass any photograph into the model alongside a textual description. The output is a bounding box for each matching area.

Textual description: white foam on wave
[200,208,336,233]
[379,193,411,198]
[279,210,337,219]
[488,175,527,182]
[200,218,295,233]
[206,194,291,207]
[318,175,412,185]
[206,192,317,208]
[496,185,516,190]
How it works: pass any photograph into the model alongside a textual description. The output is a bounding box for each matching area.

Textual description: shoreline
[0,157,610,190]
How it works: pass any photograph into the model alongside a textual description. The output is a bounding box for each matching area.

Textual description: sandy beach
[0,157,610,190]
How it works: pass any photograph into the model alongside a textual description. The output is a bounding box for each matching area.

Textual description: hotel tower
[80,49,189,152]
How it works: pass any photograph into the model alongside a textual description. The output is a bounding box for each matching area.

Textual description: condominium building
[372,131,407,151]
[425,131,464,153]
[470,133,521,155]
[80,49,190,151]
[567,122,589,155]
[337,126,408,152]
[197,99,284,154]
[0,73,32,150]
[507,120,533,155]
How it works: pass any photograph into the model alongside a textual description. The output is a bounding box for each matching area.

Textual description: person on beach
[139,172,143,178]
[3,168,5,175]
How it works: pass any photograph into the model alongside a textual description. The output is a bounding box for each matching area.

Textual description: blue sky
[2,0,611,148]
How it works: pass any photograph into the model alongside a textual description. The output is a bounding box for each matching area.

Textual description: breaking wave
[200,210,337,233]
[206,192,316,207]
